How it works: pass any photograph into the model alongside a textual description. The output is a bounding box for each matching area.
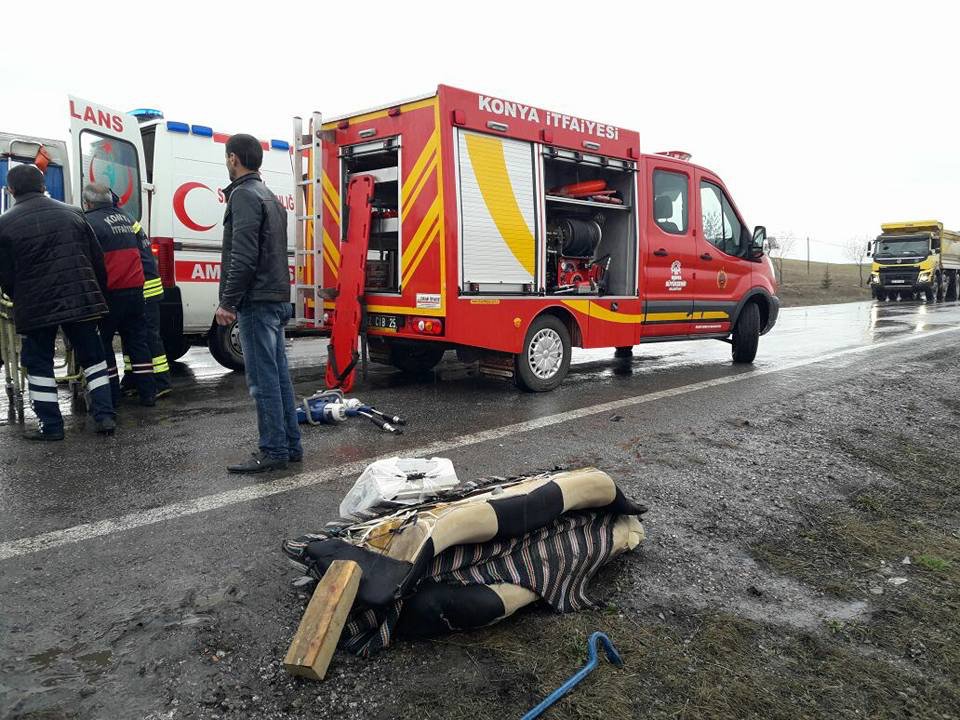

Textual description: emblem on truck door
[666,260,687,291]
[717,267,728,289]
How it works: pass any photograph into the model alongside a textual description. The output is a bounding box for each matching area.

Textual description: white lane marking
[2,325,958,562]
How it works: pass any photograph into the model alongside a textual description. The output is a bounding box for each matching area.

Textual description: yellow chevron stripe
[402,131,438,207]
[560,301,730,324]
[403,154,438,220]
[402,222,440,288]
[322,228,340,278]
[401,196,441,270]
[321,97,437,130]
[463,133,535,275]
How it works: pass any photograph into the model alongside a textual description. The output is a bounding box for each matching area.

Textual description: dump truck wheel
[946,272,959,301]
[936,274,946,302]
[389,343,445,374]
[732,302,760,364]
[515,315,571,392]
[208,321,244,371]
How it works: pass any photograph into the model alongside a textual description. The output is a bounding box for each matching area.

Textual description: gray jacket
[218,173,289,312]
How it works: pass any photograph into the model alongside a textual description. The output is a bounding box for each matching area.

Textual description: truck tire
[936,274,946,302]
[731,302,760,364]
[162,333,191,362]
[515,315,571,392]
[207,321,244,371]
[389,342,446,374]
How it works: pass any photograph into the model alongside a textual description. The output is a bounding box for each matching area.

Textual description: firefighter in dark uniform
[82,182,156,406]
[117,197,172,398]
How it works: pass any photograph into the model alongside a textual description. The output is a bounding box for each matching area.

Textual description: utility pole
[806,237,810,275]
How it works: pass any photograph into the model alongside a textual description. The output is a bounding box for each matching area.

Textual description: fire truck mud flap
[731,289,780,337]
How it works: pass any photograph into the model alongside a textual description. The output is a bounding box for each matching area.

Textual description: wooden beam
[284,559,362,681]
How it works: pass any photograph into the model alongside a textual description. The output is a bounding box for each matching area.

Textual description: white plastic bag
[339,457,459,518]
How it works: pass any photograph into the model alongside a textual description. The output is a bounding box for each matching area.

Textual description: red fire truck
[295,85,779,391]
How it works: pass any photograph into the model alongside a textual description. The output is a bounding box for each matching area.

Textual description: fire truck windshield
[874,238,930,258]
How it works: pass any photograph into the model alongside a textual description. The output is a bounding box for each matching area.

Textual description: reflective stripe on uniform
[27,374,57,388]
[29,389,59,403]
[123,355,132,372]
[143,277,164,299]
[132,362,153,374]
[132,221,142,233]
[153,355,170,373]
[83,361,108,377]
[87,375,111,391]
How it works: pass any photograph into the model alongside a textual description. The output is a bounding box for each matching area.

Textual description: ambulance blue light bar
[191,125,213,137]
[166,121,189,133]
[131,108,164,120]
[270,139,290,150]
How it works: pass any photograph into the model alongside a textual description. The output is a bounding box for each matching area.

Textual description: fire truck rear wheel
[515,315,571,392]
[731,302,760,364]
[389,342,446,374]
[207,321,244,371]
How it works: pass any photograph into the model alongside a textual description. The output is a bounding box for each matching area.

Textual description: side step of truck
[324,175,376,392]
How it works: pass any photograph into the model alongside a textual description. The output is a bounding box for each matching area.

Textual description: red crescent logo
[173,182,216,232]
[87,158,135,208]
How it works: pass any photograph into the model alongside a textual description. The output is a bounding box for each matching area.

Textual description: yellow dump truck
[869,221,960,302]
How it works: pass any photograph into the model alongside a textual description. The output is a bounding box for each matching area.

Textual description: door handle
[653,248,668,257]
[700,253,713,261]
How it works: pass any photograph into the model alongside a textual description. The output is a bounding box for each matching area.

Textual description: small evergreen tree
[820,266,833,290]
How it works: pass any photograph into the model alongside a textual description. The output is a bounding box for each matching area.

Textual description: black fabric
[489,482,564,539]
[299,537,413,607]
[218,173,290,312]
[134,223,160,285]
[84,204,145,292]
[601,486,649,516]
[100,292,155,404]
[0,193,108,332]
[395,582,506,639]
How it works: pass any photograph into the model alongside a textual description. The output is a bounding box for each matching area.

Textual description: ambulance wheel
[208,321,244,371]
[515,315,571,392]
[731,302,760,364]
[389,342,445,374]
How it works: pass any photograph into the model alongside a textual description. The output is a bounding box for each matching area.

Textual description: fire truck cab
[67,96,296,369]
[296,86,779,391]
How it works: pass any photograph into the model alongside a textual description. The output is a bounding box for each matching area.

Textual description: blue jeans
[237,302,301,460]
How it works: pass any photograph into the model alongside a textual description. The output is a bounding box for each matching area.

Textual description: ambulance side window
[79,130,142,221]
[700,181,743,257]
[652,170,688,235]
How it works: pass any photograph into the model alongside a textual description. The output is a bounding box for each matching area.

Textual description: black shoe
[289,452,303,463]
[227,451,288,474]
[614,347,633,358]
[155,387,173,399]
[139,397,156,408]
[24,429,65,441]
[95,417,117,436]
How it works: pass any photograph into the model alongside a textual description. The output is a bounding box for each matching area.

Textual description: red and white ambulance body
[68,97,296,369]
[297,85,779,390]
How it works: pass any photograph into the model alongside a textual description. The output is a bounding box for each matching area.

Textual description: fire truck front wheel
[207,321,244,371]
[515,315,571,392]
[731,302,760,364]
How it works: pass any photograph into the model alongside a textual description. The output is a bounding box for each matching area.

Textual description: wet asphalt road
[2,299,960,719]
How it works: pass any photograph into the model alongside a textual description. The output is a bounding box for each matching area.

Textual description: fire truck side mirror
[866,241,873,257]
[750,226,766,259]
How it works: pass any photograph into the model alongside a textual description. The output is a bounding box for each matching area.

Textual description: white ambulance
[68,97,296,369]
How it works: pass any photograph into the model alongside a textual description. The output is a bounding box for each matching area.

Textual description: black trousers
[99,292,155,405]
[121,299,171,392]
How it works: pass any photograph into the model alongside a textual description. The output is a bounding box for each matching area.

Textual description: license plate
[890,280,906,284]
[369,313,401,330]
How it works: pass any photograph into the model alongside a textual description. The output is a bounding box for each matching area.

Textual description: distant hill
[773,258,871,307]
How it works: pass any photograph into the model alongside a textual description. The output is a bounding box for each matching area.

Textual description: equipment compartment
[341,138,400,293]
[542,148,637,296]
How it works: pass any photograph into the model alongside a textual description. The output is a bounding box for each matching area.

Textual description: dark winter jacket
[84,202,145,297]
[133,220,163,302]
[218,173,289,312]
[0,192,108,333]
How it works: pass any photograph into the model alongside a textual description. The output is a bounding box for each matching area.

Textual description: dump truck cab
[869,221,960,302]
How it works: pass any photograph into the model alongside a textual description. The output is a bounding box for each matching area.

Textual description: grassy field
[774,258,872,307]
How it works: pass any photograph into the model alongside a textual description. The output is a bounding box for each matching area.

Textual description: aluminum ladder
[292,112,325,327]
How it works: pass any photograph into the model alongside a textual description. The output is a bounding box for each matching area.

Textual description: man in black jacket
[0,164,116,439]
[83,183,156,407]
[216,134,301,473]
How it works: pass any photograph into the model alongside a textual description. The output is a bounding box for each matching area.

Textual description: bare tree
[767,231,797,283]
[842,237,869,287]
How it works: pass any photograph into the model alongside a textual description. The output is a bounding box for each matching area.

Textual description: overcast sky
[4,0,956,262]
